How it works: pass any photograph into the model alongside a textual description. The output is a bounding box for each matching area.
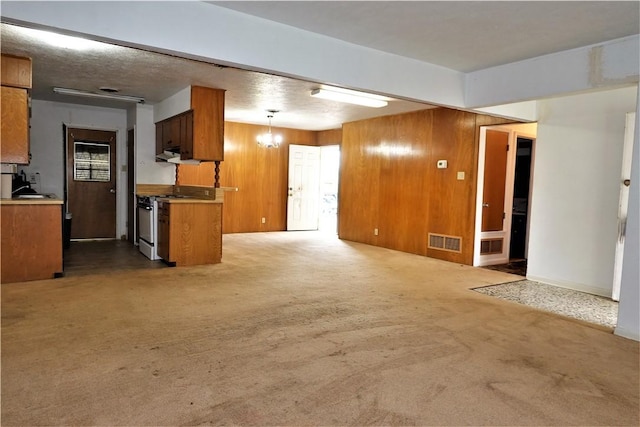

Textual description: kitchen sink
[15,194,49,199]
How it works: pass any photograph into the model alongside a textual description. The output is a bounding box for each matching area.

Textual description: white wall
[130,103,175,185]
[528,87,638,297]
[153,86,190,123]
[20,100,128,238]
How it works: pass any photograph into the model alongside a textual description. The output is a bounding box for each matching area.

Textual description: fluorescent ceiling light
[53,87,145,103]
[13,26,111,51]
[310,88,388,108]
[45,32,104,51]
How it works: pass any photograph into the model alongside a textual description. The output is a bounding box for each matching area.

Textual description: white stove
[137,195,160,260]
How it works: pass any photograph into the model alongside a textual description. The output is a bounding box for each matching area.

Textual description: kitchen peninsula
[1,196,64,283]
[137,184,225,267]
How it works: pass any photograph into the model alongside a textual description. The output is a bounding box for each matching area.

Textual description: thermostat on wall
[437,160,448,169]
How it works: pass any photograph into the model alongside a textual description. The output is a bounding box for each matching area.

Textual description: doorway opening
[474,123,537,276]
[319,145,340,234]
[286,144,340,233]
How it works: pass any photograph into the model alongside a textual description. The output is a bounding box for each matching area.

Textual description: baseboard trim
[614,326,640,342]
[526,275,611,298]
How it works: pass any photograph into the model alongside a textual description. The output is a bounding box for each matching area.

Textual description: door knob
[482,203,489,207]
[110,188,116,194]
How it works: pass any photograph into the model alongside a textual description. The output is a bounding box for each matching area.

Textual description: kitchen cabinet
[1,54,32,165]
[1,86,29,164]
[1,201,63,283]
[156,112,189,154]
[156,200,222,266]
[155,86,224,161]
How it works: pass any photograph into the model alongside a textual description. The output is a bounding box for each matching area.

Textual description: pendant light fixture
[257,109,283,148]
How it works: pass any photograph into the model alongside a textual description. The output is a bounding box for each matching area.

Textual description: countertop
[156,196,222,204]
[1,195,63,205]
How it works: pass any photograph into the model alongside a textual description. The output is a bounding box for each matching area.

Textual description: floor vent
[428,233,462,253]
[480,238,503,255]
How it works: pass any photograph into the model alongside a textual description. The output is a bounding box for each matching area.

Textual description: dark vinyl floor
[482,260,527,276]
[64,240,168,277]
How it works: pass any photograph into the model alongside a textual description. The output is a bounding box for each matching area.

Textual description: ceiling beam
[0,1,465,110]
[466,35,640,108]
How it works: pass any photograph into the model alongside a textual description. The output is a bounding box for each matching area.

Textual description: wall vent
[480,238,503,255]
[428,233,462,253]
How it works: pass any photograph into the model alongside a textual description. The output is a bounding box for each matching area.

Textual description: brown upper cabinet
[156,86,225,161]
[1,54,32,164]
[1,54,32,89]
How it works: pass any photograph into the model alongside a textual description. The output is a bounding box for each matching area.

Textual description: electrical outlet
[457,171,465,180]
[374,228,379,236]
[28,173,38,184]
[261,217,266,224]
[205,190,209,196]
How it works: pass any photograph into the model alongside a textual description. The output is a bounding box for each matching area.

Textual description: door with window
[67,127,117,239]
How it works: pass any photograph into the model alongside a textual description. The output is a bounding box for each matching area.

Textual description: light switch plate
[457,171,465,180]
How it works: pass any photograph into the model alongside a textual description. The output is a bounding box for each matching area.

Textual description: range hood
[156,150,201,165]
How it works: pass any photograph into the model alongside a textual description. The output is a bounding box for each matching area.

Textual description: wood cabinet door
[1,204,63,283]
[157,203,170,261]
[191,86,224,161]
[161,120,179,151]
[165,203,220,266]
[1,55,32,89]
[180,111,194,159]
[1,86,29,164]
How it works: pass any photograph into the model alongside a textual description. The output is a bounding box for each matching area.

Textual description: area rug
[473,279,618,328]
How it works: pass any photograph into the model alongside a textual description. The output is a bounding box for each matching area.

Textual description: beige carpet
[1,232,638,426]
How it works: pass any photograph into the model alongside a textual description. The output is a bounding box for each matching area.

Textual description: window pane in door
[74,141,110,182]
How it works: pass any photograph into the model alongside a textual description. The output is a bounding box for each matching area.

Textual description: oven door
[138,205,154,244]
[139,238,160,260]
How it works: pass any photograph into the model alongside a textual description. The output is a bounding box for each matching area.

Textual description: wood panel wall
[219,121,317,233]
[176,109,514,264]
[317,128,342,146]
[339,108,514,265]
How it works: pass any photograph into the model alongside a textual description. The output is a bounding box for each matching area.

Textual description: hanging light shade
[257,110,283,148]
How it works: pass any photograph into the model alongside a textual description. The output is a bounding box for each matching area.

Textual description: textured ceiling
[211,1,640,72]
[0,23,433,131]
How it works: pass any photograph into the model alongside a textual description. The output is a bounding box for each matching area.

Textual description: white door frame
[612,112,636,301]
[318,145,340,233]
[474,125,537,267]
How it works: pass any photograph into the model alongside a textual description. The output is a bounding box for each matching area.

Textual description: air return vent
[480,238,503,255]
[428,233,462,253]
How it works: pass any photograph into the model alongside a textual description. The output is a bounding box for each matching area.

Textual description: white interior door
[612,112,635,301]
[287,144,321,231]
